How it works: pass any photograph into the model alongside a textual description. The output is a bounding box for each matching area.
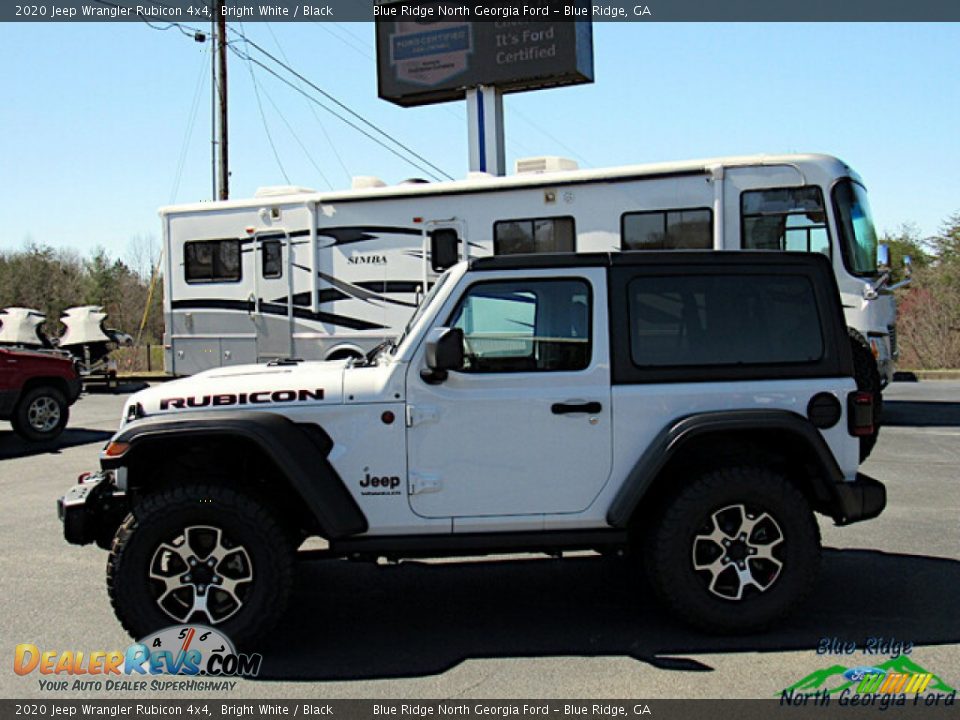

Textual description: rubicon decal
[160,388,324,410]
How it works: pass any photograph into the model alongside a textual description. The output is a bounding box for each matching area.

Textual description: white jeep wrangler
[59,252,885,645]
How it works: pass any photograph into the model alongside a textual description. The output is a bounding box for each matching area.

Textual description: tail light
[848,391,875,437]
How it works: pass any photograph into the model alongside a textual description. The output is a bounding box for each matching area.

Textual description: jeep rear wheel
[12,385,69,442]
[645,466,820,633]
[107,484,294,648]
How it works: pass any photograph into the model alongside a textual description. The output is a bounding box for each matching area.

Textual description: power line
[302,21,556,164]
[504,99,595,168]
[264,22,351,186]
[95,1,205,38]
[312,21,374,61]
[258,79,335,191]
[229,42,449,182]
[134,11,454,183]
[228,25,454,181]
[238,23,291,184]
[169,47,210,203]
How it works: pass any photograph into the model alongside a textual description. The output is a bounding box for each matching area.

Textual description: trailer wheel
[849,329,882,462]
[12,385,69,442]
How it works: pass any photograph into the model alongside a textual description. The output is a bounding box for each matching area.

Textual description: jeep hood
[127,361,346,418]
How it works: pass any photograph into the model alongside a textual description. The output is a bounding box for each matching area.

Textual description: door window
[261,240,283,279]
[449,279,591,372]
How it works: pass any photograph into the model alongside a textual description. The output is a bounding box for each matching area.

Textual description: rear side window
[628,274,823,367]
[185,239,242,283]
[741,187,830,256]
[493,217,575,255]
[622,208,712,250]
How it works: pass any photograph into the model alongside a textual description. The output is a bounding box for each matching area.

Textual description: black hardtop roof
[468,251,834,273]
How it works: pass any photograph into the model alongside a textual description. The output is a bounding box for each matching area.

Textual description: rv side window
[741,187,831,256]
[185,239,242,283]
[493,217,575,255]
[621,208,712,250]
[262,240,283,279]
[627,274,824,368]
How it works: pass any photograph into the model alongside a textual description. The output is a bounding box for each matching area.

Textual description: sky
[1,20,959,263]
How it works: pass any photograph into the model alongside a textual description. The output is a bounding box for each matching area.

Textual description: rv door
[252,231,294,362]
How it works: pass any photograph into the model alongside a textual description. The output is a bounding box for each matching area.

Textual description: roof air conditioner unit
[253,186,315,197]
[351,176,388,190]
[514,156,579,175]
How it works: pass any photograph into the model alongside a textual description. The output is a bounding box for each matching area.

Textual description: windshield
[391,270,453,354]
[832,179,879,277]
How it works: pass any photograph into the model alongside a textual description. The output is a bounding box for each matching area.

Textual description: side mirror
[430,229,459,272]
[421,327,464,384]
[877,243,890,269]
[903,254,912,278]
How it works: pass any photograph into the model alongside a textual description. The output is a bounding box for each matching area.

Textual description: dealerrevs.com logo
[15,625,261,692]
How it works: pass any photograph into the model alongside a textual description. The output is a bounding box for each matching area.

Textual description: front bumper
[830,472,886,526]
[58,471,128,548]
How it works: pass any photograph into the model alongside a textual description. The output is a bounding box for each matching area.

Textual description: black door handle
[552,401,602,415]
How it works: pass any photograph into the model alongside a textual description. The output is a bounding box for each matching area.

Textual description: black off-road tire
[11,385,69,442]
[107,484,294,649]
[848,329,883,462]
[644,466,821,634]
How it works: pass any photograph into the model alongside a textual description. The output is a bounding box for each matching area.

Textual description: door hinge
[409,472,443,495]
[405,404,439,427]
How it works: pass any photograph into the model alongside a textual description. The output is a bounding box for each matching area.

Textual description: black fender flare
[606,409,846,528]
[101,410,368,538]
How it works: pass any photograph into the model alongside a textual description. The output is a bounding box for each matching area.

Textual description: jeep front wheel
[645,466,821,633]
[107,484,294,648]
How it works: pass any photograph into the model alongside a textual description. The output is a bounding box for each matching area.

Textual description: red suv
[0,347,82,441]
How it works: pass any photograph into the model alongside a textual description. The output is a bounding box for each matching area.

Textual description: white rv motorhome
[160,153,898,387]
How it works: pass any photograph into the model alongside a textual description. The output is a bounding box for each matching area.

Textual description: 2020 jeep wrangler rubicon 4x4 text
[58,252,885,645]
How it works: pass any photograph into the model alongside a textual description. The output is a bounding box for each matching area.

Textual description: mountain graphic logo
[780,656,956,696]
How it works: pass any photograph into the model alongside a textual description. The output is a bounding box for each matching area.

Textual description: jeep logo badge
[360,472,401,496]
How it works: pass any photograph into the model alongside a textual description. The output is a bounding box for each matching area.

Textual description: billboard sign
[376,1,594,107]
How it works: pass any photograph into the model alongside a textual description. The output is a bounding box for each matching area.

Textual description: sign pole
[466,85,505,176]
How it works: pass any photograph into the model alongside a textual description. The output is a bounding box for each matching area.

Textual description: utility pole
[215,1,229,200]
[210,17,217,200]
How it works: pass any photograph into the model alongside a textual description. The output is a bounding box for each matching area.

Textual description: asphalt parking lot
[1,381,958,699]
